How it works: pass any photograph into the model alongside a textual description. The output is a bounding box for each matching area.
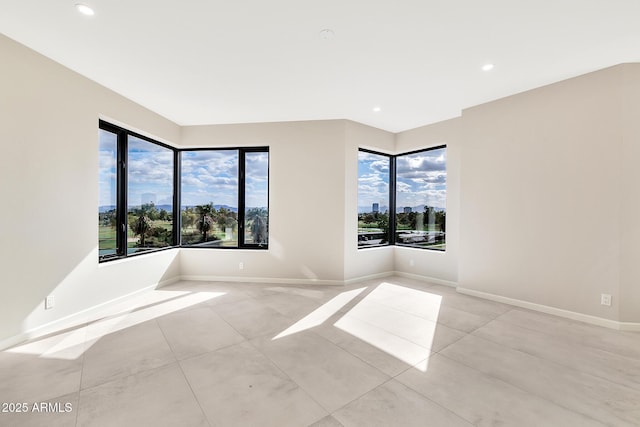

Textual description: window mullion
[238,149,246,247]
[389,155,397,245]
[117,131,128,257]
[174,150,181,247]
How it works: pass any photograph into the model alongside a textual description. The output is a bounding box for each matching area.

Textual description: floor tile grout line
[74,324,90,427]
[332,375,475,427]
[153,316,213,427]
[396,350,609,427]
[436,335,626,426]
[467,318,640,393]
[489,308,640,361]
[243,337,333,421]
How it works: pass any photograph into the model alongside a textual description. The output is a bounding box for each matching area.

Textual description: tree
[435,210,446,233]
[246,207,268,244]
[130,214,151,247]
[195,203,215,242]
[377,213,389,243]
[215,207,236,231]
[424,205,436,231]
[181,207,196,231]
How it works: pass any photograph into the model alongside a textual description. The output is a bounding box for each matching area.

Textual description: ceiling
[1,1,639,133]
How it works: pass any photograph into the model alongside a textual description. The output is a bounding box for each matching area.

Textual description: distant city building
[404,206,412,213]
[372,203,379,213]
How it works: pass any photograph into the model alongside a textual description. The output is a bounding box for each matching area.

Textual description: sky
[358,147,447,213]
[98,129,117,209]
[99,129,269,211]
[181,150,268,209]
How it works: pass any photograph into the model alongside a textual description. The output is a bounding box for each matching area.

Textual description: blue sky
[99,128,269,211]
[98,129,117,208]
[396,147,446,210]
[127,136,174,208]
[358,148,446,212]
[358,151,390,212]
[180,150,268,209]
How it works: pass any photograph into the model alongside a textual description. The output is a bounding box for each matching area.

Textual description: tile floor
[1,276,639,426]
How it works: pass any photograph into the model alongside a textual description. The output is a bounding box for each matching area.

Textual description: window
[98,121,269,261]
[179,148,269,249]
[357,146,446,251]
[395,147,446,250]
[99,121,270,261]
[127,135,175,254]
[357,150,391,247]
[243,151,269,247]
[98,129,118,258]
[181,150,239,247]
[99,121,177,261]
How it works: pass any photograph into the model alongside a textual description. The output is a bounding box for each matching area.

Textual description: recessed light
[373,107,381,112]
[482,63,494,71]
[319,29,335,40]
[75,4,95,16]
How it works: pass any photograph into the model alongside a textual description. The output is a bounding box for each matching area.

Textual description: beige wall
[619,64,640,322]
[457,64,638,322]
[2,32,638,347]
[394,118,461,285]
[343,121,395,281]
[180,120,348,283]
[0,34,182,345]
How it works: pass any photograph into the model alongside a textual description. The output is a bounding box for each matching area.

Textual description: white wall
[0,34,182,345]
[179,120,348,284]
[458,65,629,322]
[394,118,461,285]
[619,64,640,323]
[3,32,638,348]
[343,121,395,281]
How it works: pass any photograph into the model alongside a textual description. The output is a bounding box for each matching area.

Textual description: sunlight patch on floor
[272,288,367,340]
[334,283,441,372]
[6,291,224,360]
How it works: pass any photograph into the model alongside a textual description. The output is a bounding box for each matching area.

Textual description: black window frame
[357,145,446,251]
[99,120,269,263]
[178,147,270,250]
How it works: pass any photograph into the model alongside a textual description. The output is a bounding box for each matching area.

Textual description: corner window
[357,146,446,251]
[99,121,177,261]
[127,135,175,253]
[179,148,269,249]
[99,120,270,262]
[180,150,239,247]
[358,150,391,247]
[395,147,446,250]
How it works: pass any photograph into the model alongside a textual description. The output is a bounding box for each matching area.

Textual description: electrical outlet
[239,262,244,270]
[45,295,55,310]
[600,294,612,306]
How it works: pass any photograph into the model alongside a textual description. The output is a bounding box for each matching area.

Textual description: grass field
[99,220,173,252]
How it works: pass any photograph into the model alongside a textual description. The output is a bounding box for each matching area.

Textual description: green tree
[215,207,236,231]
[435,210,446,232]
[424,205,436,231]
[195,203,215,242]
[181,207,196,231]
[131,214,151,246]
[246,207,268,244]
[377,212,389,243]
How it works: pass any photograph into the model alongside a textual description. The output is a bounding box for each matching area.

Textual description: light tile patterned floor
[1,276,639,426]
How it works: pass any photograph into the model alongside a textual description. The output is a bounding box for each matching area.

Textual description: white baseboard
[178,275,344,286]
[457,287,640,332]
[343,271,395,285]
[0,277,180,352]
[393,271,458,288]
